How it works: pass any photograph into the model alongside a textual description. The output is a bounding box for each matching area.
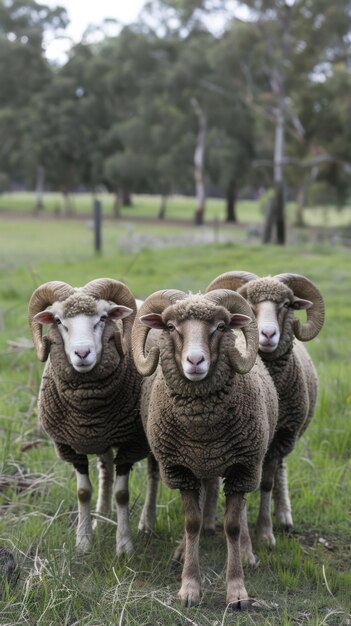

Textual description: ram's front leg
[115,465,133,557]
[273,458,293,530]
[95,448,114,522]
[256,456,278,547]
[56,444,92,554]
[138,453,159,533]
[177,489,202,607]
[74,463,93,553]
[224,492,249,608]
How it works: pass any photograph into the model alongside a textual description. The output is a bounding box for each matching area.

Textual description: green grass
[1,190,351,229]
[0,217,350,624]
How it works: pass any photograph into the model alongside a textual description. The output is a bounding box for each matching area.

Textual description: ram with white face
[206,271,325,548]
[28,279,150,557]
[250,288,312,355]
[34,297,133,373]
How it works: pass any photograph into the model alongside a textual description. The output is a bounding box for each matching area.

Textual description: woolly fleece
[243,277,319,460]
[140,295,279,495]
[246,278,292,305]
[39,311,149,470]
[62,293,100,318]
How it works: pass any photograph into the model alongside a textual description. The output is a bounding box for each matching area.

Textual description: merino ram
[132,289,279,608]
[28,279,149,555]
[206,272,325,546]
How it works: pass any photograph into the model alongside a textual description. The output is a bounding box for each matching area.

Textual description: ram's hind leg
[94,449,114,528]
[240,501,258,567]
[115,465,133,557]
[256,457,278,548]
[173,479,209,564]
[138,453,159,533]
[273,458,293,530]
[202,477,220,535]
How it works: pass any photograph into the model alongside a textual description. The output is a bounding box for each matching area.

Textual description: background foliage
[0,0,350,230]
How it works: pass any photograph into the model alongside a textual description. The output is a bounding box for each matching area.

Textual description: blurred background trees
[0,0,350,241]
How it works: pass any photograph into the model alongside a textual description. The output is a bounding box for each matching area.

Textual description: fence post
[93,199,102,254]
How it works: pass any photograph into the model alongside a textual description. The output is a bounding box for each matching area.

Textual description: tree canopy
[0,0,350,238]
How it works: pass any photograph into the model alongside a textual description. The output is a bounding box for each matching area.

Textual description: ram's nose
[186,352,205,366]
[259,324,279,351]
[261,328,276,340]
[74,348,91,360]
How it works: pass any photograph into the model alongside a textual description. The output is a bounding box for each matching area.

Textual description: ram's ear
[140,313,165,329]
[292,297,313,310]
[33,311,56,325]
[108,305,134,320]
[229,313,252,329]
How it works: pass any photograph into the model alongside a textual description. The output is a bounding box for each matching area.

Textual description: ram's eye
[217,322,226,331]
[54,317,62,325]
[167,322,175,331]
[283,302,290,309]
[100,315,108,322]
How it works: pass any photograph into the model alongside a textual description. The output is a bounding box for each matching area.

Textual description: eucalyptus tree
[142,0,256,224]
[28,70,92,212]
[153,0,351,241]
[0,0,67,197]
[233,0,351,242]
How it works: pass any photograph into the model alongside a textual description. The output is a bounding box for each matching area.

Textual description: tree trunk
[262,196,276,244]
[113,190,121,218]
[295,181,306,227]
[275,181,285,244]
[226,182,237,223]
[35,165,45,212]
[158,194,168,219]
[262,96,286,244]
[122,188,132,207]
[62,190,74,216]
[191,98,207,226]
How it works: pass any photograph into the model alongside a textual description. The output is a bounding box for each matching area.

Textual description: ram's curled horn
[205,289,259,374]
[83,278,137,313]
[28,281,75,361]
[274,273,325,341]
[132,289,187,377]
[206,271,258,299]
[83,278,137,355]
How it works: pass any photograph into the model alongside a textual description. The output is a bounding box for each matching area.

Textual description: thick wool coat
[39,319,149,470]
[244,278,319,460]
[141,325,279,496]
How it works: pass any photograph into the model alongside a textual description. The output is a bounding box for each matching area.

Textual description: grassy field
[1,191,351,229]
[0,216,350,625]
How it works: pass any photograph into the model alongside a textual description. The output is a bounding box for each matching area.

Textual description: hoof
[230,597,268,611]
[229,598,251,611]
[138,516,156,534]
[276,510,293,530]
[280,524,293,535]
[137,523,158,537]
[177,581,201,607]
[247,554,260,569]
[76,536,92,554]
[173,544,185,565]
[116,539,133,558]
[256,529,276,548]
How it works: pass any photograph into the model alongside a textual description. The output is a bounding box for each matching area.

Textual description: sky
[44,0,148,62]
